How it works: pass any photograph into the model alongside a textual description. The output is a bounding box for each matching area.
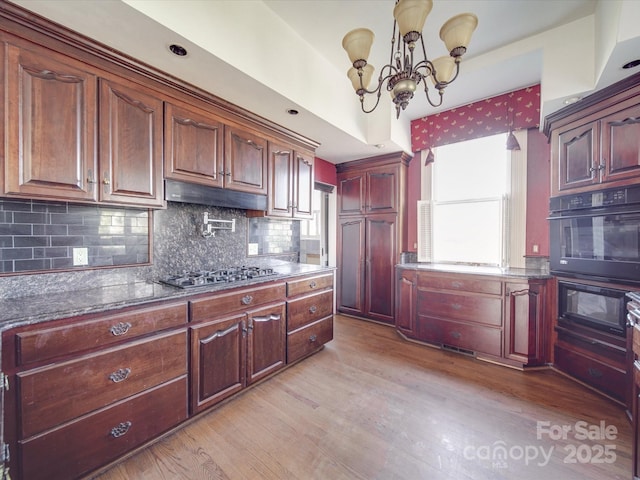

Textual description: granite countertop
[397,262,551,279]
[0,264,334,330]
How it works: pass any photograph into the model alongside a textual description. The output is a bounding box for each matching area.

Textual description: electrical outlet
[73,247,89,266]
[532,244,539,254]
[248,243,259,255]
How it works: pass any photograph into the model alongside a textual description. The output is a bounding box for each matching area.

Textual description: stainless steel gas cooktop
[160,266,278,289]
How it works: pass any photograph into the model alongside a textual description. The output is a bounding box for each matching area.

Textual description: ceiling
[8,0,640,163]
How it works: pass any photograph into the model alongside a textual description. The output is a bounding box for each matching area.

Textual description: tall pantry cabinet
[336,153,411,324]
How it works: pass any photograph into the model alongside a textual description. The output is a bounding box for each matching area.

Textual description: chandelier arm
[359,87,384,114]
[357,65,400,96]
[422,81,445,108]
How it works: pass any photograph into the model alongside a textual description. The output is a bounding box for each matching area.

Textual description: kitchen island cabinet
[395,266,551,369]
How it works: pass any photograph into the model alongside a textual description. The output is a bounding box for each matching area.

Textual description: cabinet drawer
[554,344,626,402]
[287,273,333,297]
[18,330,187,438]
[20,376,188,480]
[190,283,285,322]
[287,290,334,332]
[287,316,333,364]
[16,301,188,366]
[556,329,626,369]
[417,290,503,326]
[417,274,502,295]
[416,315,502,357]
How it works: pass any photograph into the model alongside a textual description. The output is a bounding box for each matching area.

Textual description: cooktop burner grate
[160,266,277,288]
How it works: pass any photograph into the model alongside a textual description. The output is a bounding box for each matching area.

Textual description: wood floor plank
[92,315,632,480]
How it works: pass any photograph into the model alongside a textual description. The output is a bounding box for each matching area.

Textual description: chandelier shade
[393,0,433,39]
[439,13,479,57]
[342,28,375,66]
[342,0,478,118]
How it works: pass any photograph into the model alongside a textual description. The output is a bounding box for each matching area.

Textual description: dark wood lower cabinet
[3,272,334,480]
[395,268,551,369]
[20,376,188,480]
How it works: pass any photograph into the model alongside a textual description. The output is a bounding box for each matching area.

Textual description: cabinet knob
[110,421,132,438]
[110,322,132,336]
[309,305,318,314]
[108,367,131,383]
[103,178,111,185]
[587,367,603,378]
[309,334,317,343]
[241,295,253,305]
[450,331,462,339]
[309,281,317,289]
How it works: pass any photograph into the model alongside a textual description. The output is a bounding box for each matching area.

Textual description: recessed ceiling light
[623,59,640,69]
[286,109,299,115]
[169,44,188,57]
[563,96,581,105]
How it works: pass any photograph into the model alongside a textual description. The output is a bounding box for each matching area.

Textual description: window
[419,132,527,267]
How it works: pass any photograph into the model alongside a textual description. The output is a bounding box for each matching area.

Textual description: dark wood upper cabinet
[293,151,314,219]
[3,43,98,201]
[98,78,164,207]
[547,73,640,196]
[338,164,398,215]
[338,173,365,216]
[164,101,225,188]
[267,143,314,219]
[600,103,640,184]
[224,125,268,195]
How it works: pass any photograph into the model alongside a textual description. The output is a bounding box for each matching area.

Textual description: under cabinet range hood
[165,180,267,210]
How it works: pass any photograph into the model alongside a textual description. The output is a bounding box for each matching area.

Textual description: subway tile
[0,200,32,212]
[50,213,84,225]
[44,225,69,236]
[14,236,49,247]
[0,261,13,273]
[52,257,74,269]
[0,237,13,248]
[14,258,50,272]
[1,248,33,260]
[14,212,47,224]
[32,202,67,213]
[0,224,31,236]
[50,236,84,247]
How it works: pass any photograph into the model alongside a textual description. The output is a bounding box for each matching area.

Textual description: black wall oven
[549,184,640,285]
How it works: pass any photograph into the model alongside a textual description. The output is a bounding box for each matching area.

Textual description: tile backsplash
[0,198,301,298]
[0,199,149,273]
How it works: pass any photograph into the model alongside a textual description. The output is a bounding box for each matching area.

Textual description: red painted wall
[526,129,551,257]
[314,157,337,186]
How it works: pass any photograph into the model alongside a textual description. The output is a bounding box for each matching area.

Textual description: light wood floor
[93,315,632,480]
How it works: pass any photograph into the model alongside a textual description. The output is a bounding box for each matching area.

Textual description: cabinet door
[338,173,365,215]
[396,270,416,336]
[164,101,224,188]
[3,43,98,201]
[190,314,246,414]
[294,151,314,219]
[556,121,598,192]
[504,281,546,365]
[224,126,267,194]
[267,142,293,217]
[600,103,640,185]
[366,166,398,213]
[99,78,164,206]
[365,214,397,324]
[337,217,365,316]
[246,302,286,385]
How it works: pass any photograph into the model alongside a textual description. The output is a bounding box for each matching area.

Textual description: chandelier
[342,0,478,118]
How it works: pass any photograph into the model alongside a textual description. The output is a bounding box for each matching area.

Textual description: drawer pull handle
[451,281,462,288]
[202,324,239,344]
[109,367,131,383]
[451,303,462,310]
[587,367,603,378]
[309,281,317,289]
[241,295,253,305]
[309,334,318,343]
[309,305,318,314]
[110,322,132,336]
[450,331,462,339]
[110,421,132,438]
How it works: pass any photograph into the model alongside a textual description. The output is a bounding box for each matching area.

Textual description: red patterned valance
[411,84,541,152]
